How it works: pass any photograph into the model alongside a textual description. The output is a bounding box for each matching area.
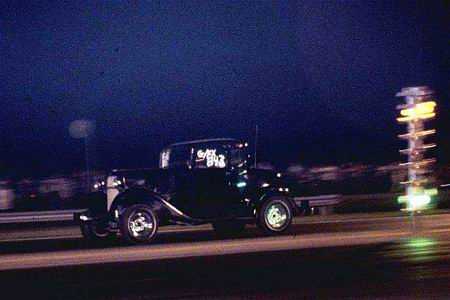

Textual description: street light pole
[69,119,95,192]
[84,136,90,191]
[254,125,258,168]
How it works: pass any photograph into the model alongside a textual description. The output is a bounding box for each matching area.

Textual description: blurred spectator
[0,180,15,211]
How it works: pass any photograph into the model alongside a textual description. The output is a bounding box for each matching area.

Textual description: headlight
[93,180,106,190]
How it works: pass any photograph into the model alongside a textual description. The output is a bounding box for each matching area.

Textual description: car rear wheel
[212,220,246,237]
[258,197,293,234]
[80,221,112,241]
[120,204,158,244]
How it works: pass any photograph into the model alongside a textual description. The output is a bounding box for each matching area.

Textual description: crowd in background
[0,172,104,211]
[0,163,448,212]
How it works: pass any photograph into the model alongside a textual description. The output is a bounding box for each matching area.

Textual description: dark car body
[76,138,296,242]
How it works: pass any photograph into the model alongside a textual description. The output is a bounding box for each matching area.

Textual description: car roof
[167,138,240,148]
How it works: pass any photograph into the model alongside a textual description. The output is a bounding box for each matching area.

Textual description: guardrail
[294,194,342,207]
[0,210,84,224]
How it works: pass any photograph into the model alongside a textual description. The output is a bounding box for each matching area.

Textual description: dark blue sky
[1,1,448,177]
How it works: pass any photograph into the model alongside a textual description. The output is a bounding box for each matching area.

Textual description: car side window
[162,146,192,169]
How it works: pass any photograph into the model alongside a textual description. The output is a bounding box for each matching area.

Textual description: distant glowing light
[276,173,282,178]
[69,119,95,139]
[261,182,270,188]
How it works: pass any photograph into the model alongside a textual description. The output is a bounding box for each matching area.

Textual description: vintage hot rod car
[75,138,297,243]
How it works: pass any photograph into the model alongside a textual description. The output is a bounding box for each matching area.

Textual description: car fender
[109,188,171,224]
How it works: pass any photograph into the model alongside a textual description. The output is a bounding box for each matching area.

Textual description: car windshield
[229,148,246,168]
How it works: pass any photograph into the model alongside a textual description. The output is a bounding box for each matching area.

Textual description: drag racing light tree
[396,86,438,211]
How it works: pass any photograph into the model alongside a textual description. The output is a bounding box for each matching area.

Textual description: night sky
[1,1,448,177]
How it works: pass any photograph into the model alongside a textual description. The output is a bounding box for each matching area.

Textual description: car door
[169,169,232,220]
[170,145,239,219]
[188,168,235,219]
[188,144,245,219]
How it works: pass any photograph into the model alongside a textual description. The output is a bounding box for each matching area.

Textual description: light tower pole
[69,119,95,192]
[396,86,438,211]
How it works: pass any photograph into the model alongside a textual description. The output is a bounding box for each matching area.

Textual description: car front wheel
[120,204,158,244]
[258,197,293,234]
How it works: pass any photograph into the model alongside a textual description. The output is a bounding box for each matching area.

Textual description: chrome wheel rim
[264,202,289,230]
[128,210,154,238]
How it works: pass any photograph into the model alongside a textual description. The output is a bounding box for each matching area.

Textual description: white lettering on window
[196,149,226,168]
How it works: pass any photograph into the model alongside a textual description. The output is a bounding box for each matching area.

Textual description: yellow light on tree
[400,101,436,117]
[397,101,436,122]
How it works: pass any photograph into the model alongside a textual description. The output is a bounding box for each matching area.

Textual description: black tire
[119,204,158,244]
[212,220,246,237]
[80,222,112,241]
[258,197,293,235]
